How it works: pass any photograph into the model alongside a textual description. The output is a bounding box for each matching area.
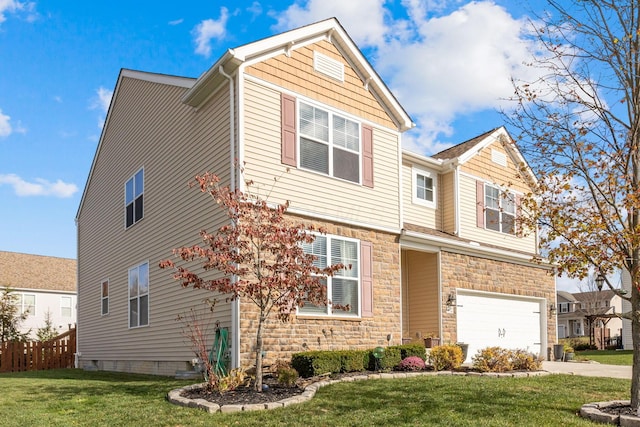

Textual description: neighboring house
[556,290,622,348]
[0,251,77,339]
[76,18,556,375]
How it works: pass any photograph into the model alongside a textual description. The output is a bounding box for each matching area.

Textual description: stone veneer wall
[440,251,556,347]
[238,217,401,367]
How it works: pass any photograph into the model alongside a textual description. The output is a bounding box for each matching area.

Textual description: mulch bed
[181,378,303,406]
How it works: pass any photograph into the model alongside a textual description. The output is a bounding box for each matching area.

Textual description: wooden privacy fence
[0,328,76,373]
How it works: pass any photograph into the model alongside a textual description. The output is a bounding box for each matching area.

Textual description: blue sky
[0,1,560,269]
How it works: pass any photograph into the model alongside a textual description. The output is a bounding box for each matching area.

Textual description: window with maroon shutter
[362,125,374,188]
[281,93,297,166]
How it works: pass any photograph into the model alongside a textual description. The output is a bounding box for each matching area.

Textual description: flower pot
[564,352,574,361]
[424,337,440,348]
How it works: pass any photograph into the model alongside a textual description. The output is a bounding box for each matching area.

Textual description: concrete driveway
[543,361,631,379]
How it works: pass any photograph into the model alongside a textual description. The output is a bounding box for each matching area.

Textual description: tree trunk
[632,282,640,412]
[254,316,264,392]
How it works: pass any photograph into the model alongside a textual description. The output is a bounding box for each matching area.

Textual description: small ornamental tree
[0,287,30,343]
[160,172,346,391]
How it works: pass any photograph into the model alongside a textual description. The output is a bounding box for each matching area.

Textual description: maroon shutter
[362,125,374,188]
[515,194,522,237]
[281,93,297,166]
[476,181,485,228]
[361,241,373,317]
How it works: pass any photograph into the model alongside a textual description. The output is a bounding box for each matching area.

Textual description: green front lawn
[576,350,633,365]
[0,369,631,426]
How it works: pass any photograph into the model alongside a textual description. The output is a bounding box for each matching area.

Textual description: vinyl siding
[77,76,233,364]
[460,140,531,193]
[242,78,401,230]
[401,161,438,229]
[441,172,455,234]
[458,173,537,254]
[402,250,439,339]
[246,40,395,129]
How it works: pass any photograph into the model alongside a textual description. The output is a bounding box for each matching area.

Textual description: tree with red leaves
[160,172,345,391]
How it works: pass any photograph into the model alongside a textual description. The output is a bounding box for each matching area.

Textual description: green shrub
[338,350,368,372]
[276,366,299,387]
[472,347,513,372]
[291,351,342,378]
[429,345,463,371]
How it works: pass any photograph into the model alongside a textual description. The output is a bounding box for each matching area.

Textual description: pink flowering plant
[397,356,426,372]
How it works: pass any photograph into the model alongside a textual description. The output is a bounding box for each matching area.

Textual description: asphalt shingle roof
[0,251,76,292]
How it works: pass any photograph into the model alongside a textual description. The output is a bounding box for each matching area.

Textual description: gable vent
[314,51,344,82]
[491,149,507,167]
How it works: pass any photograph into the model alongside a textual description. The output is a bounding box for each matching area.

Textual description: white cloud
[376,2,544,153]
[275,0,388,48]
[0,0,36,24]
[90,87,113,129]
[168,18,183,26]
[0,174,78,198]
[247,1,263,18]
[274,1,549,154]
[0,109,12,137]
[193,7,229,57]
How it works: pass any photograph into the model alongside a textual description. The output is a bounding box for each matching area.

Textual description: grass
[0,369,631,426]
[576,350,633,365]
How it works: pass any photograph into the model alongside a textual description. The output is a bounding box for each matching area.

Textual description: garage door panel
[457,292,543,363]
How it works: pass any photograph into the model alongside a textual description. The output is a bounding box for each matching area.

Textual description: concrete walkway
[542,361,631,379]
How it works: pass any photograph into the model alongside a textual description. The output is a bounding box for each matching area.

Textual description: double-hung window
[101,280,109,316]
[299,235,360,316]
[484,184,515,235]
[17,293,35,316]
[60,296,72,317]
[128,262,149,328]
[412,167,436,208]
[299,102,360,183]
[125,169,144,228]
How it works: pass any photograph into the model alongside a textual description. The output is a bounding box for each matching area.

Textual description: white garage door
[456,291,543,363]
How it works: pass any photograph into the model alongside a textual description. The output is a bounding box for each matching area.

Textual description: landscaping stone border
[166,370,551,413]
[580,401,640,426]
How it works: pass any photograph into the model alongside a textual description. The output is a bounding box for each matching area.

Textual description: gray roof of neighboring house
[0,251,76,292]
[557,290,577,302]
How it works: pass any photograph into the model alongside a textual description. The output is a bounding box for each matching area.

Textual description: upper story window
[299,234,360,317]
[128,262,149,328]
[559,302,569,313]
[299,102,360,183]
[16,293,35,316]
[412,167,437,208]
[125,168,144,228]
[60,296,72,317]
[485,184,515,235]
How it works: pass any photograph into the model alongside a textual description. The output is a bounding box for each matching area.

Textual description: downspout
[453,163,460,236]
[218,65,241,369]
[74,218,80,369]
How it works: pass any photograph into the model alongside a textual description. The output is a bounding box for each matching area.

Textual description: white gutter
[400,229,550,267]
[218,65,241,369]
[453,163,460,235]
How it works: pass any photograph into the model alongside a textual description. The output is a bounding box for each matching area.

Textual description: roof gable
[182,18,413,131]
[433,126,537,188]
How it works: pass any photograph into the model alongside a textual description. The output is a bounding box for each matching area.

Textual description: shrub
[276,366,299,387]
[510,349,542,371]
[397,356,426,371]
[472,347,542,372]
[429,345,463,371]
[472,347,512,373]
[574,343,597,351]
[217,368,248,393]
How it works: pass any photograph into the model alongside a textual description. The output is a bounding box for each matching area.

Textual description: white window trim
[101,279,109,316]
[297,233,361,318]
[128,261,150,329]
[412,166,437,209]
[297,100,362,184]
[124,167,144,229]
[60,296,72,318]
[17,293,36,316]
[484,183,516,235]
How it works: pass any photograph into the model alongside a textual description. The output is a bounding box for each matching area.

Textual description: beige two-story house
[76,18,555,375]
